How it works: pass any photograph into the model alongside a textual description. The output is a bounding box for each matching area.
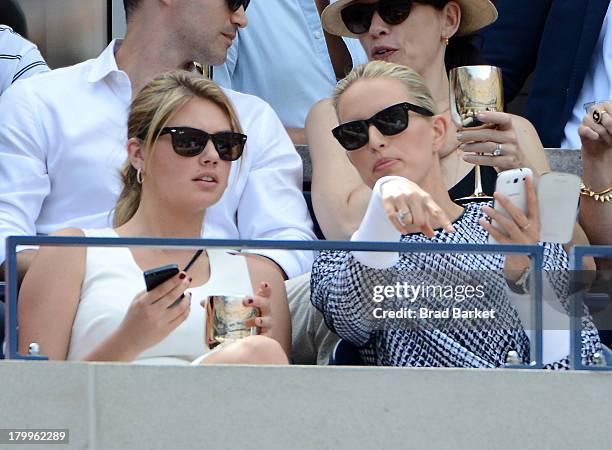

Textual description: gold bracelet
[580,181,612,202]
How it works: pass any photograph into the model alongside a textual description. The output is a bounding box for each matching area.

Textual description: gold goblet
[449,65,504,203]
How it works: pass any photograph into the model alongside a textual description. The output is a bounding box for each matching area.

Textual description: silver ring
[396,209,410,226]
[493,143,503,157]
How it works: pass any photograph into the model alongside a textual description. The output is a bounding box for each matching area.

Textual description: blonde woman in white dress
[18,71,290,364]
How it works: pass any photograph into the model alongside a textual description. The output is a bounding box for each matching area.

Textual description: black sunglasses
[227,0,250,12]
[158,127,247,161]
[332,102,434,150]
[341,0,420,35]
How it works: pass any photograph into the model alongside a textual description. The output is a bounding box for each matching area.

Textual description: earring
[443,37,450,46]
[136,168,144,184]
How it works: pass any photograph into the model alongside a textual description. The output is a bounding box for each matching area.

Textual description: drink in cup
[205,295,258,349]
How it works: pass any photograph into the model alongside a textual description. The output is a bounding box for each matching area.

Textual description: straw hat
[321,0,498,38]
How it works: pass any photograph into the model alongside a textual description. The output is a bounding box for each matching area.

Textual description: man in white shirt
[0,25,48,95]
[0,0,315,281]
[214,0,367,144]
[0,23,48,359]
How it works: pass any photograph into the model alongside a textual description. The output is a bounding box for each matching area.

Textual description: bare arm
[580,155,612,252]
[578,103,612,270]
[306,99,370,240]
[18,228,86,359]
[510,114,550,175]
[17,230,141,361]
[245,255,291,356]
[0,249,37,283]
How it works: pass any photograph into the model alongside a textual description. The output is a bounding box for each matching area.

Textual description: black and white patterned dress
[311,203,601,369]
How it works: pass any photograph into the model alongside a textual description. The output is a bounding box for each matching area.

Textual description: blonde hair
[114,70,243,227]
[332,61,438,115]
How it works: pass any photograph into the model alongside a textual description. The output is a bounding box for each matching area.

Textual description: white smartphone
[538,172,580,244]
[489,168,533,244]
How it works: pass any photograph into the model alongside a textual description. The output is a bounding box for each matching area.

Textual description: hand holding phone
[118,266,192,357]
[144,264,179,292]
[142,250,203,308]
[487,168,535,244]
[143,264,185,308]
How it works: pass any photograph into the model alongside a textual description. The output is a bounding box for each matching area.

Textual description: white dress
[67,228,253,365]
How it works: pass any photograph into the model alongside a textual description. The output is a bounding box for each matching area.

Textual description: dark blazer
[481,0,610,147]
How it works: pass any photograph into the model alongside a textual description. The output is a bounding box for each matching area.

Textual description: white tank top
[67,228,253,365]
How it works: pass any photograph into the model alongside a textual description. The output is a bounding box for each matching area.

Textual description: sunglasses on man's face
[341,0,419,35]
[332,102,434,150]
[159,127,247,161]
[227,0,250,12]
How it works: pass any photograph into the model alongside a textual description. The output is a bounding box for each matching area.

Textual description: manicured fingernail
[477,113,486,120]
[246,298,254,305]
[188,277,193,282]
[262,282,269,288]
[179,273,186,279]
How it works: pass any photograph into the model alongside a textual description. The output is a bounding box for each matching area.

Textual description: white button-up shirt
[0,40,315,278]
[213,0,367,128]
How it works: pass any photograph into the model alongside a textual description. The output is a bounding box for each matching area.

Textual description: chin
[203,191,225,207]
[197,47,227,67]
[208,53,227,67]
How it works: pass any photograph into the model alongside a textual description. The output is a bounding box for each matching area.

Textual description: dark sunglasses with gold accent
[227,0,250,12]
[341,0,434,35]
[139,126,247,161]
[332,102,434,150]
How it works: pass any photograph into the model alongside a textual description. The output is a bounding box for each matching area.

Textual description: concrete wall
[1,361,610,450]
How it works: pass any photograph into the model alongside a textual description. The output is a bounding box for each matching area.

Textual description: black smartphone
[142,250,202,309]
[143,264,179,292]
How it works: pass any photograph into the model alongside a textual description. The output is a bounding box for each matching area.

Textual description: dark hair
[123,0,141,20]
[445,33,485,73]
[420,0,485,72]
[0,0,28,37]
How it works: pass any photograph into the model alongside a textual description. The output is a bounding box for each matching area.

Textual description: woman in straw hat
[306,0,565,241]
